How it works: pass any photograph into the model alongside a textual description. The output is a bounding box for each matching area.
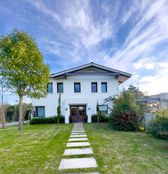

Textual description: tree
[57,93,61,127]
[0,31,50,131]
[127,85,144,99]
[96,102,100,123]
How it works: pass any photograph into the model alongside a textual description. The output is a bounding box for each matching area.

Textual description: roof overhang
[51,62,132,83]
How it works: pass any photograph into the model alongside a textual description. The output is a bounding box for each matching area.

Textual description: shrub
[92,114,110,123]
[30,116,65,124]
[147,110,168,139]
[110,90,144,131]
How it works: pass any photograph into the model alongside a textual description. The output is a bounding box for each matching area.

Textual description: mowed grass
[0,124,72,174]
[84,123,168,174]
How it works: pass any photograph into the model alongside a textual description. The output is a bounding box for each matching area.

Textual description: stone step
[70,134,87,138]
[59,157,97,170]
[67,142,90,147]
[68,138,88,142]
[64,148,93,156]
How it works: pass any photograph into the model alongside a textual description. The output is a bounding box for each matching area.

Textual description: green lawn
[0,124,72,174]
[85,123,168,174]
[0,124,168,174]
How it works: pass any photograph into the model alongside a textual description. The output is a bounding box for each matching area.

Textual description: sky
[0,0,168,104]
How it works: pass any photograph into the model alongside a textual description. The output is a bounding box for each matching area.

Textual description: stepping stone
[71,132,86,134]
[68,138,88,142]
[70,134,87,138]
[59,157,97,169]
[64,148,93,156]
[67,142,90,147]
[72,131,85,133]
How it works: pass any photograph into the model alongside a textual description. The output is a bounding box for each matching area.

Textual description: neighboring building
[138,93,168,112]
[32,62,131,123]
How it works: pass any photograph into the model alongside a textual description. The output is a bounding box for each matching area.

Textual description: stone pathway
[59,123,99,173]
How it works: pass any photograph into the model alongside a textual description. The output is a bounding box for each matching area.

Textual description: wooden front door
[70,105,87,123]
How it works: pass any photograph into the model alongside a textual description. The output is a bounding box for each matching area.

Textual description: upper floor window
[101,82,107,92]
[57,83,63,93]
[47,82,53,93]
[91,82,97,92]
[74,83,81,93]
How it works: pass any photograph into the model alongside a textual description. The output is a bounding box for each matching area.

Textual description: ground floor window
[99,105,108,114]
[35,106,45,117]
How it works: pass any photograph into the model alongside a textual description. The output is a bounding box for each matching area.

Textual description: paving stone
[71,132,86,135]
[67,142,90,147]
[64,148,93,156]
[59,157,97,169]
[70,134,87,138]
[68,138,88,142]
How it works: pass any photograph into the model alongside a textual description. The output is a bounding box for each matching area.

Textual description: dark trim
[74,82,81,93]
[101,82,107,92]
[35,106,45,117]
[57,82,63,93]
[91,82,98,93]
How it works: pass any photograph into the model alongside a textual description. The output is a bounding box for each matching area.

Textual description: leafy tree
[110,90,144,131]
[0,31,50,131]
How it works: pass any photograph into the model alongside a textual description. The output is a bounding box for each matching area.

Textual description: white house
[32,62,131,123]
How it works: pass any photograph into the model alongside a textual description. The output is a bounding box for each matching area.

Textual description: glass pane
[91,83,97,92]
[57,83,63,93]
[74,83,80,92]
[47,83,53,93]
[37,107,45,117]
[101,82,107,92]
[79,106,86,115]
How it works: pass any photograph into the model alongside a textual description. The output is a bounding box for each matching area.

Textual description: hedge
[30,116,65,124]
[91,114,110,123]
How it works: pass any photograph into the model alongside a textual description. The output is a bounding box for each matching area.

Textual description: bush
[30,116,65,124]
[110,90,144,131]
[92,114,110,123]
[147,110,168,139]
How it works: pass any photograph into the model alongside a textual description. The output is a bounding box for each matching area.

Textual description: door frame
[69,105,87,123]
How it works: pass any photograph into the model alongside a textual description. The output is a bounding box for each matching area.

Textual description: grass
[84,123,168,174]
[0,124,72,174]
[0,123,168,174]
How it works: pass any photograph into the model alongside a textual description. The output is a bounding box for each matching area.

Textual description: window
[74,83,81,93]
[57,83,63,93]
[36,106,45,117]
[47,82,53,93]
[101,82,107,92]
[91,82,97,92]
[98,105,108,114]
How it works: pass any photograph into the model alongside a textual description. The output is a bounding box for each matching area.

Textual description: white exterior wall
[32,74,119,123]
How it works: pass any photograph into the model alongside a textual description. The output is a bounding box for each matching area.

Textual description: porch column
[87,106,91,123]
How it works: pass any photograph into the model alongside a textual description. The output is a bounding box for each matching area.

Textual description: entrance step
[59,157,97,169]
[67,142,90,147]
[70,134,87,138]
[64,148,93,156]
[68,138,88,142]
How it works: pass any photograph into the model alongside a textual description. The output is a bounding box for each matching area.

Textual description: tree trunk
[0,106,6,129]
[18,95,23,131]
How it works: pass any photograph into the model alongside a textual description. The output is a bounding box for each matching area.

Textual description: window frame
[57,82,63,93]
[74,82,81,93]
[101,82,107,92]
[98,105,108,114]
[35,106,45,117]
[91,82,98,93]
[47,82,53,93]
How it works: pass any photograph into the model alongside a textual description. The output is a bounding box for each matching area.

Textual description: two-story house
[32,62,131,123]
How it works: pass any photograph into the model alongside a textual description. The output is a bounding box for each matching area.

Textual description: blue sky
[0,0,168,104]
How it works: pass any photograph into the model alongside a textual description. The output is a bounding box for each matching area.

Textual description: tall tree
[0,31,50,131]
